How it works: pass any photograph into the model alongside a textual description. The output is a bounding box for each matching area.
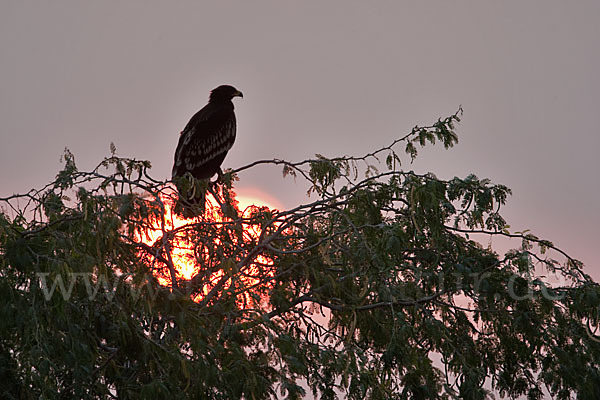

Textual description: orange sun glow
[136,188,280,305]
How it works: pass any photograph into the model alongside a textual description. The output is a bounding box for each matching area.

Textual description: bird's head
[209,85,243,103]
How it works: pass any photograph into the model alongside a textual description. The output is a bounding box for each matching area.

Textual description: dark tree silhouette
[1,109,599,399]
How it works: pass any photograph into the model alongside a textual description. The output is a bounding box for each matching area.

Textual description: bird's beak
[234,90,243,98]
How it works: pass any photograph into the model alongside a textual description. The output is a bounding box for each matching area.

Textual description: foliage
[1,109,599,399]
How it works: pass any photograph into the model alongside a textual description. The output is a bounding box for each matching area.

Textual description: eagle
[172,85,243,215]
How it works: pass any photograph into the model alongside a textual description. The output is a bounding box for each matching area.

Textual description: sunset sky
[1,1,598,278]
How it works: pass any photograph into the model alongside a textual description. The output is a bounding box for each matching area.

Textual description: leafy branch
[1,109,599,399]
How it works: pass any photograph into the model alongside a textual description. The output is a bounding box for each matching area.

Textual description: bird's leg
[216,168,224,183]
[189,175,197,200]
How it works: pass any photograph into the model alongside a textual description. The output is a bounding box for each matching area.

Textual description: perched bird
[172,85,243,216]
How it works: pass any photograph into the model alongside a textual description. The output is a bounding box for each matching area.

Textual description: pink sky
[1,1,598,279]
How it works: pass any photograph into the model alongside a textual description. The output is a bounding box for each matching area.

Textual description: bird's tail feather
[174,176,208,218]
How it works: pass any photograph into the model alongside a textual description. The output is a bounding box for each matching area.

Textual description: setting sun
[135,187,280,304]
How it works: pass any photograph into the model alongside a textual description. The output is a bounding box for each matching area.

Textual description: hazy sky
[1,1,598,277]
